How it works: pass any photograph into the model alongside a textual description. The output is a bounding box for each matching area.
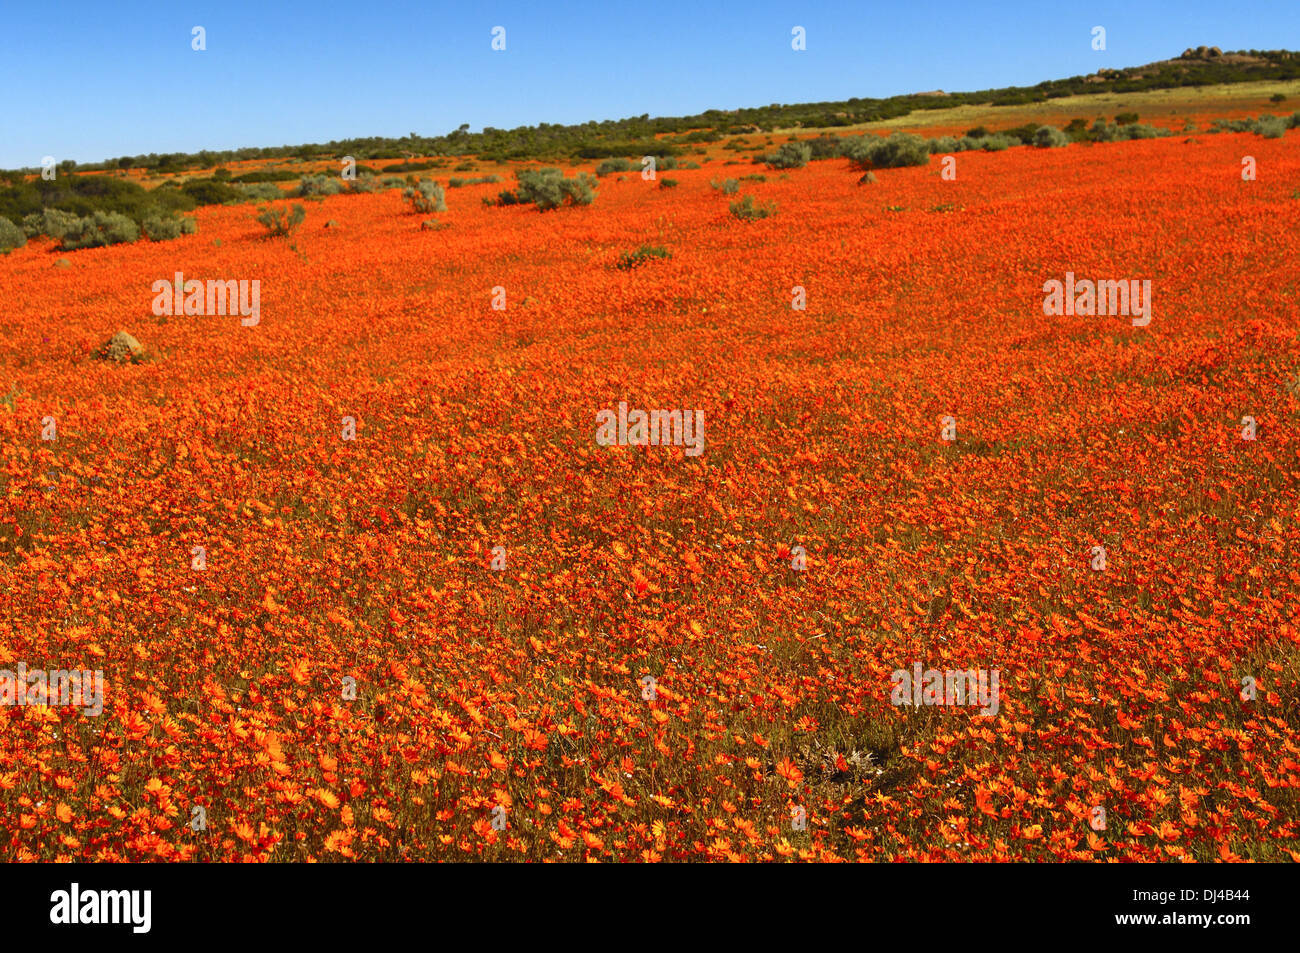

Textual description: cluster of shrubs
[447,175,500,187]
[1208,111,1300,138]
[229,168,300,184]
[728,195,777,221]
[4,204,196,250]
[595,155,680,177]
[843,132,932,168]
[255,204,305,237]
[297,172,398,197]
[710,178,739,194]
[403,180,447,214]
[381,159,446,173]
[596,157,633,176]
[234,182,286,202]
[490,168,597,210]
[616,244,670,269]
[0,216,26,251]
[764,142,812,169]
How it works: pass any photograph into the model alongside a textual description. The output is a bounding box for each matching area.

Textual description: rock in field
[98,331,145,364]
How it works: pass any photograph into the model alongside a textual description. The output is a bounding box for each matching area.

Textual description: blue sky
[1,1,1295,168]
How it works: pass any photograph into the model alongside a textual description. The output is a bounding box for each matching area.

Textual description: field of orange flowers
[1,130,1297,862]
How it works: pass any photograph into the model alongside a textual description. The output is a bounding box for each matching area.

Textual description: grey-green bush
[845,132,931,169]
[22,207,83,240]
[983,134,1020,150]
[514,168,597,210]
[235,182,285,202]
[596,158,633,176]
[61,211,140,250]
[447,175,501,187]
[141,215,198,241]
[256,204,306,237]
[403,180,447,214]
[0,216,26,251]
[1257,116,1287,138]
[298,174,343,197]
[766,142,811,169]
[1033,125,1070,148]
[729,194,777,221]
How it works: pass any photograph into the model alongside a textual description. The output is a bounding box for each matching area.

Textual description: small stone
[324,220,338,228]
[54,258,71,268]
[98,331,145,364]
[857,172,877,185]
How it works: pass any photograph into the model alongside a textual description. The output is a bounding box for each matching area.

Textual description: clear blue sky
[1,0,1295,168]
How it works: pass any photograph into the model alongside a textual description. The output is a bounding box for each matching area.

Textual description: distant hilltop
[1088,46,1291,83]
[5,48,1296,174]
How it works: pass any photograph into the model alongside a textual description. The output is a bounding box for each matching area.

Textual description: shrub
[447,175,500,187]
[643,155,678,172]
[729,194,777,221]
[979,134,1017,151]
[964,126,990,139]
[928,136,962,154]
[1033,125,1070,148]
[256,204,306,237]
[141,214,197,241]
[659,178,678,189]
[0,216,26,251]
[379,176,408,189]
[231,169,300,184]
[596,158,633,176]
[403,180,447,214]
[382,160,441,173]
[61,211,140,249]
[513,168,597,210]
[766,141,811,169]
[453,161,476,172]
[1270,93,1286,103]
[235,182,285,202]
[807,135,845,159]
[1115,112,1140,125]
[344,176,381,194]
[741,173,766,182]
[1257,116,1287,138]
[182,179,242,206]
[616,244,670,269]
[213,168,232,181]
[21,208,83,240]
[298,174,343,197]
[1089,119,1120,142]
[1119,123,1167,140]
[845,132,931,169]
[1002,123,1041,145]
